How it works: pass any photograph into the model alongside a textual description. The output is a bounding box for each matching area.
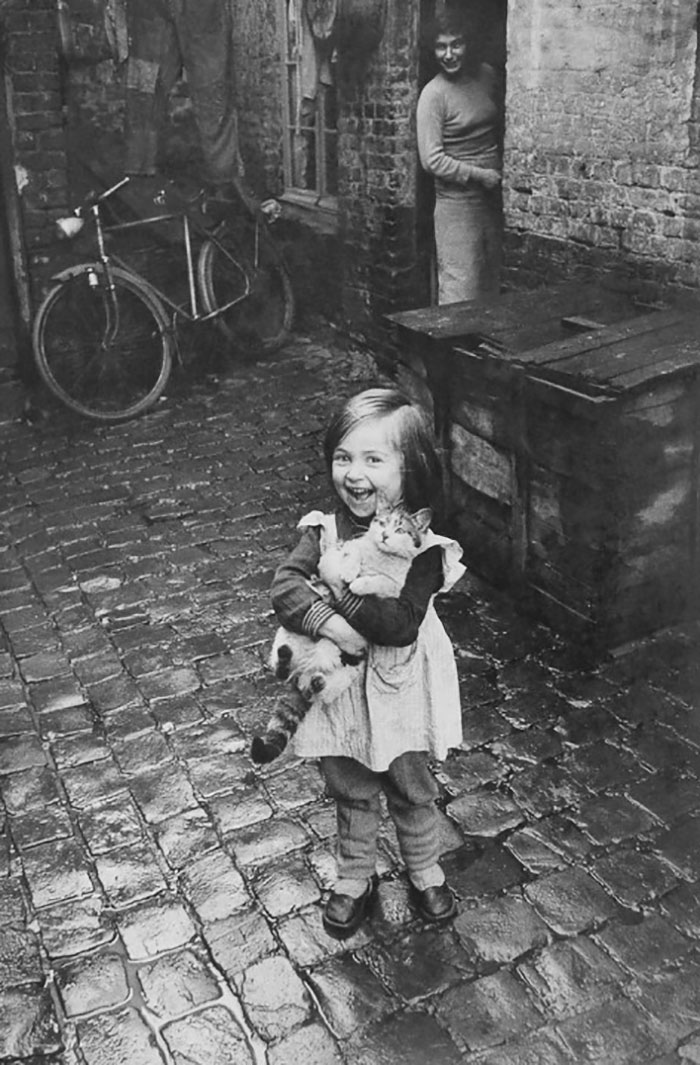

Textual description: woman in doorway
[417,10,503,305]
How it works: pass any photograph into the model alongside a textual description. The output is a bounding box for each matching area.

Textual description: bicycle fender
[47,263,167,315]
[48,262,105,283]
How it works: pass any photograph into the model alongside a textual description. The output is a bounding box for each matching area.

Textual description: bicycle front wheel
[197,219,295,354]
[32,265,172,422]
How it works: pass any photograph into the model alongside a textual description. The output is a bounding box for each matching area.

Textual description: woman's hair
[421,9,481,52]
[323,388,444,516]
[422,10,470,46]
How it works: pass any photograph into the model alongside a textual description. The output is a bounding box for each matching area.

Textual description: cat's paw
[251,733,286,764]
[297,673,326,698]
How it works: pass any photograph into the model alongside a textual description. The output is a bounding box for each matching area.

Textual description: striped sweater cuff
[301,600,336,638]
[335,588,364,621]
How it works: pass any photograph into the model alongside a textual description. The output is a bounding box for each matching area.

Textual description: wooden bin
[388,284,700,648]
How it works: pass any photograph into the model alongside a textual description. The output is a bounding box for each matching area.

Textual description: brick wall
[335,3,422,339]
[230,0,284,193]
[230,0,423,339]
[504,0,700,297]
[2,0,68,304]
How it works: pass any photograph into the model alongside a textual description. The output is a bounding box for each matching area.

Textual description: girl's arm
[332,546,444,647]
[271,527,332,635]
[271,528,368,654]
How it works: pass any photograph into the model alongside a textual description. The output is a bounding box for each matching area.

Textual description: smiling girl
[270,388,465,939]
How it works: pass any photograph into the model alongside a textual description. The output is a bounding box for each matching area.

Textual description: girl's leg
[383,751,441,879]
[320,756,382,889]
[384,751,456,922]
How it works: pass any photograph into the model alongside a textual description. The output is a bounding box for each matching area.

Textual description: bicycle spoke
[33,268,172,421]
[197,218,294,354]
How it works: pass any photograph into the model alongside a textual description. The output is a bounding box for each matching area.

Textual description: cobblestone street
[1,325,700,1065]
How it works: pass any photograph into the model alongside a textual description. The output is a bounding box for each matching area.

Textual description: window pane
[292,98,317,190]
[282,1,338,198]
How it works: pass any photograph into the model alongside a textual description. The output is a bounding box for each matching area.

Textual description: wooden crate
[388,284,700,649]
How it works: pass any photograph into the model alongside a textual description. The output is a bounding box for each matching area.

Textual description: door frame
[0,40,32,364]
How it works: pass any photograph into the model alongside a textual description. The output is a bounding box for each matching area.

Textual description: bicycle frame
[87,190,252,325]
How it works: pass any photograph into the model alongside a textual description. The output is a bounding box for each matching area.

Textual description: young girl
[270,388,465,939]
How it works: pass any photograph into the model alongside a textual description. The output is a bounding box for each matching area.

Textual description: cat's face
[369,505,432,555]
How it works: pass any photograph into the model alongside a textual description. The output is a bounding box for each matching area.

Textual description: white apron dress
[291,511,465,772]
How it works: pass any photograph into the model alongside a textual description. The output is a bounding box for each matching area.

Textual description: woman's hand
[318,614,369,657]
[470,166,501,189]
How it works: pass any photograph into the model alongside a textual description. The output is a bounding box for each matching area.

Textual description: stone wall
[504,0,700,296]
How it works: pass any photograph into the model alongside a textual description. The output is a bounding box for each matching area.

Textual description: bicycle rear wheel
[197,218,295,354]
[32,265,173,422]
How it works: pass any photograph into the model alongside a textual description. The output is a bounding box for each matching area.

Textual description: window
[280,0,338,210]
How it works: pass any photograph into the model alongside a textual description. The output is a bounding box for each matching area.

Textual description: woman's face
[434,33,467,77]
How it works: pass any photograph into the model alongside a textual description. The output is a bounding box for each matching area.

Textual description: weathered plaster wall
[504,0,700,293]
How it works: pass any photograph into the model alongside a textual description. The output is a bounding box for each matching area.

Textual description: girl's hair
[323,388,444,516]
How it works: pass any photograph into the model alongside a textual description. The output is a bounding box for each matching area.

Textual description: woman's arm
[332,546,444,647]
[416,76,501,189]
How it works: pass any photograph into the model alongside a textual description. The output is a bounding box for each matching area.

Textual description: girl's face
[331,416,403,520]
[434,33,466,77]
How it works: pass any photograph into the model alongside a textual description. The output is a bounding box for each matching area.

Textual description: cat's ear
[411,508,432,534]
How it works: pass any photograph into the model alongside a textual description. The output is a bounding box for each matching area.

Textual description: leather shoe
[322,877,377,940]
[409,882,457,923]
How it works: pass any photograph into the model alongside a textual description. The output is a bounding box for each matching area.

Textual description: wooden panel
[509,309,684,374]
[388,281,641,349]
[525,555,599,616]
[552,316,698,389]
[610,543,691,594]
[450,423,514,504]
[602,574,695,648]
[395,365,433,413]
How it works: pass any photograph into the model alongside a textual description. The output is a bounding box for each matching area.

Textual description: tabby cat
[250,504,432,764]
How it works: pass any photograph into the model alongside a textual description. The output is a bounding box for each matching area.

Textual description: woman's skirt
[434,186,502,305]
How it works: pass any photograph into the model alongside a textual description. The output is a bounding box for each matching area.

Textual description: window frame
[278,0,339,219]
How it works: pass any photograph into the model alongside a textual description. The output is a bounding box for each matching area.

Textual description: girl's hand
[318,614,369,657]
[470,166,501,189]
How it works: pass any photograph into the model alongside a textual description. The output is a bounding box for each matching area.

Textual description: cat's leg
[348,574,398,597]
[250,686,310,764]
[275,643,293,680]
[269,628,295,680]
[319,663,362,704]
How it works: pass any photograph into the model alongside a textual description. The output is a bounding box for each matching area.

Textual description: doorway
[416,0,508,305]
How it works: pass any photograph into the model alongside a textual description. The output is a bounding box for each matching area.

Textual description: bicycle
[31,176,295,422]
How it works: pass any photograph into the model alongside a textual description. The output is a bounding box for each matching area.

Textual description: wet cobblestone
[1,323,700,1063]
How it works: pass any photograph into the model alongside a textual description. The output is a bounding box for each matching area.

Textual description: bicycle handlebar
[83,176,131,210]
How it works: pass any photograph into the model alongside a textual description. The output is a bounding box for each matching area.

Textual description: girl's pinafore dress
[291,510,465,772]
